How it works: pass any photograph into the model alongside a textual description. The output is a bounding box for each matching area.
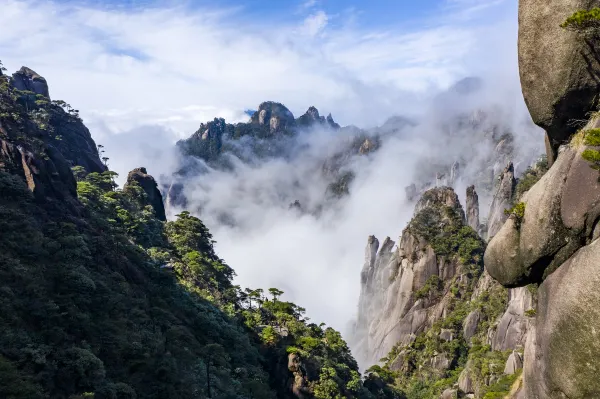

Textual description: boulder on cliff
[124,167,167,221]
[519,0,600,154]
[11,66,50,98]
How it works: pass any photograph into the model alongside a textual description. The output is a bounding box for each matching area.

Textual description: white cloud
[0,0,540,347]
[302,10,329,36]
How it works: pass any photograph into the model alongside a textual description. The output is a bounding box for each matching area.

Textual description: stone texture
[523,241,600,398]
[487,162,516,239]
[518,0,600,148]
[11,66,50,98]
[504,350,523,375]
[466,185,480,233]
[459,368,474,394]
[440,388,458,399]
[124,167,167,221]
[485,146,584,287]
[493,288,534,351]
[352,187,472,366]
[463,310,482,342]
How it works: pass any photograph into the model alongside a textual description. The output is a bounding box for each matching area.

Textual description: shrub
[561,8,600,34]
[504,202,525,225]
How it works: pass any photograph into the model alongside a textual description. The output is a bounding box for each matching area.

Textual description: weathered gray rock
[463,310,482,342]
[287,353,311,398]
[523,240,600,398]
[466,185,480,233]
[493,287,533,351]
[440,388,458,399]
[11,66,50,98]
[518,0,600,150]
[352,187,470,366]
[504,350,523,375]
[487,162,516,239]
[485,146,586,286]
[124,167,167,221]
[459,368,474,394]
[440,329,454,342]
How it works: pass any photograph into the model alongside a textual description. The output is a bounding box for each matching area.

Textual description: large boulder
[484,142,600,287]
[11,66,50,98]
[523,240,600,398]
[519,0,600,151]
[124,167,167,221]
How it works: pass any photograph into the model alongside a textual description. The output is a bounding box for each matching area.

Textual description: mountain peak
[11,66,50,99]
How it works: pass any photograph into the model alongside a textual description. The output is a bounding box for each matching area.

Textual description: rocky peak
[124,167,166,221]
[11,66,50,99]
[414,186,465,221]
[251,101,294,133]
[487,162,516,239]
[466,185,480,233]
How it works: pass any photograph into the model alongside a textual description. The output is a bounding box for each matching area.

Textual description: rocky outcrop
[251,102,295,133]
[287,353,311,398]
[484,141,600,287]
[353,187,478,366]
[462,310,482,342]
[504,350,523,375]
[124,167,166,221]
[466,185,480,233]
[486,162,516,239]
[522,240,600,398]
[518,0,600,154]
[491,287,533,351]
[485,118,600,396]
[0,136,77,205]
[11,66,50,98]
[296,106,340,130]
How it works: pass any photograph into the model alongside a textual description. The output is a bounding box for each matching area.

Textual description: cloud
[0,0,542,352]
[302,10,329,36]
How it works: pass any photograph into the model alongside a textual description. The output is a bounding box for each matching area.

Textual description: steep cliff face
[353,187,485,368]
[485,124,600,398]
[483,2,600,397]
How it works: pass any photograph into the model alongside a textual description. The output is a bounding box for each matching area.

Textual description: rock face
[124,167,167,221]
[485,117,600,396]
[466,185,480,232]
[484,142,599,287]
[0,136,77,205]
[504,350,523,375]
[487,162,516,239]
[251,101,295,134]
[491,287,533,351]
[523,240,600,398]
[518,0,600,153]
[353,187,476,366]
[11,66,50,98]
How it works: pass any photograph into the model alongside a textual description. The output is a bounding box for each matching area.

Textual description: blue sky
[0,0,518,138]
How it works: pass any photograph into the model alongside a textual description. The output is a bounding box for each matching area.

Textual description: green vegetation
[581,129,600,180]
[414,275,442,300]
[514,155,548,200]
[0,61,376,398]
[561,8,600,34]
[408,204,485,278]
[504,202,526,226]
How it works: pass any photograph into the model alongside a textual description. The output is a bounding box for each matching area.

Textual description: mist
[0,0,545,357]
[161,75,543,341]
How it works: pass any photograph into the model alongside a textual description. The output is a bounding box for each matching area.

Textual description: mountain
[0,64,380,399]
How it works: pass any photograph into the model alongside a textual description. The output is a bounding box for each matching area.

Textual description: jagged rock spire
[125,167,166,221]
